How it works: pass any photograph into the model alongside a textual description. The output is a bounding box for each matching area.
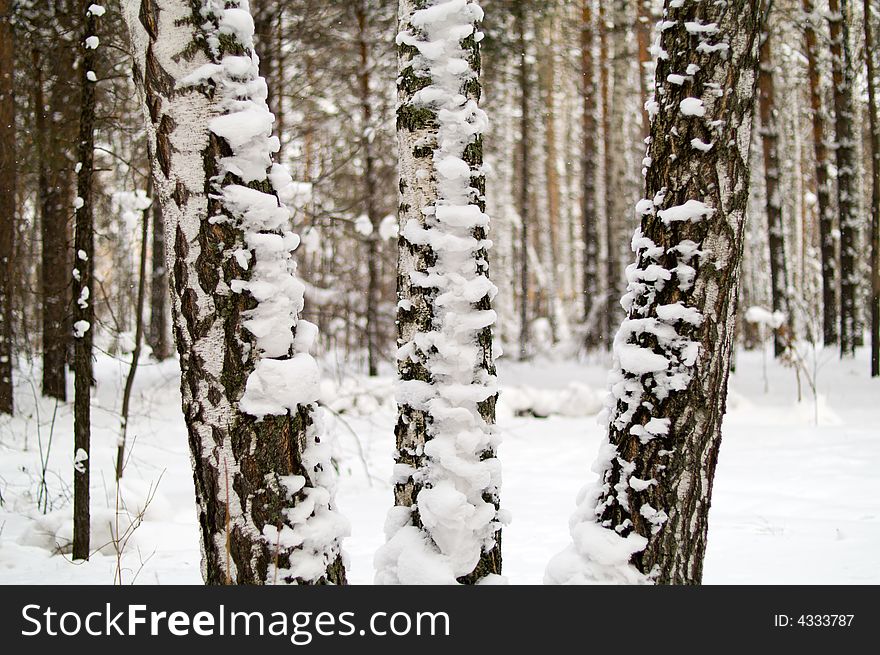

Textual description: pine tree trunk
[828,0,860,356]
[72,0,99,561]
[0,0,14,415]
[378,0,501,585]
[866,0,880,376]
[758,32,790,356]
[802,0,838,346]
[516,5,531,359]
[148,192,170,360]
[581,0,600,347]
[123,0,347,585]
[548,0,765,585]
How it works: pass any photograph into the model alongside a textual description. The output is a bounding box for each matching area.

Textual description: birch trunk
[122,0,347,585]
[548,0,765,585]
[377,0,502,585]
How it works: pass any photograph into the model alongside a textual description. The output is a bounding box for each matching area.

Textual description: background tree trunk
[117,178,151,480]
[758,31,790,356]
[828,0,859,356]
[866,0,880,376]
[36,43,73,402]
[356,1,382,377]
[581,0,600,347]
[0,0,15,414]
[636,0,654,139]
[516,4,531,360]
[599,2,614,350]
[802,0,838,347]
[72,0,99,561]
[148,192,170,360]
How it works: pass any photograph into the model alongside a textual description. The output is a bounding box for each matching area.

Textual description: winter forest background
[0,0,878,585]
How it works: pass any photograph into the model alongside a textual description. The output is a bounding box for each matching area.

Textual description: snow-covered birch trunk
[547,0,765,585]
[376,0,504,585]
[121,0,347,585]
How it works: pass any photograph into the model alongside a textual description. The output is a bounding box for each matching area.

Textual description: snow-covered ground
[0,345,877,584]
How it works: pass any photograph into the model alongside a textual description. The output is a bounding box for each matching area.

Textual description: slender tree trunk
[802,0,838,346]
[581,0,600,347]
[72,0,100,561]
[828,0,859,356]
[516,5,531,359]
[117,179,151,479]
[548,0,765,585]
[356,2,381,377]
[147,189,169,360]
[866,0,880,376]
[636,0,654,139]
[0,0,14,414]
[758,31,790,356]
[378,0,501,584]
[599,2,613,349]
[123,0,347,585]
[541,13,565,343]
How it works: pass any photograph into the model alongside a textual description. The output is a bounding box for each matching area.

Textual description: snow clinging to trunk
[547,0,765,585]
[122,0,347,584]
[376,0,504,585]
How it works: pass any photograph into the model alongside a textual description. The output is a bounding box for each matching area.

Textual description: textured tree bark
[581,0,600,347]
[802,0,838,346]
[827,0,859,356]
[516,4,530,360]
[550,0,765,585]
[866,0,880,377]
[72,0,99,561]
[123,0,346,585]
[381,0,501,584]
[758,31,790,356]
[148,193,170,360]
[35,43,73,402]
[0,0,14,414]
[356,1,382,377]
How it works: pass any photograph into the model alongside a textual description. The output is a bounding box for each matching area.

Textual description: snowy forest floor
[0,345,878,584]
